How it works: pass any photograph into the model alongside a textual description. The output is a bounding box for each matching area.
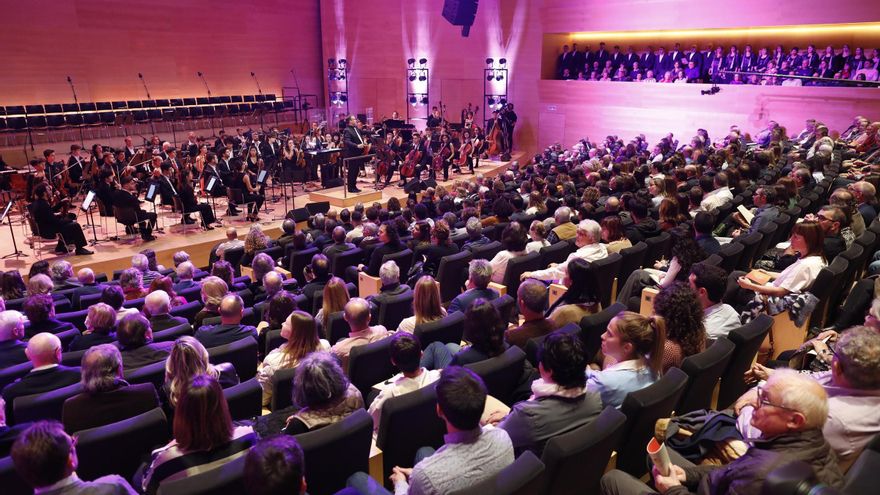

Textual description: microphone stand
[138,73,157,135]
[67,76,86,148]
[198,71,216,136]
[251,72,266,132]
[1,201,24,259]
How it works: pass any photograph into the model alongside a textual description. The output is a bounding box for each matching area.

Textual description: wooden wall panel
[0,0,324,106]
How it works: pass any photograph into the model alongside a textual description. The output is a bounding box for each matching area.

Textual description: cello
[433,142,451,172]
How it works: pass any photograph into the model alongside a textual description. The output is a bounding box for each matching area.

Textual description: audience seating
[331,248,364,277]
[717,314,773,409]
[376,385,446,482]
[0,361,34,390]
[470,241,503,261]
[61,348,88,366]
[348,336,396,403]
[288,247,319,280]
[589,252,623,309]
[540,406,627,495]
[156,452,247,495]
[383,249,414,280]
[715,241,745,273]
[269,366,298,411]
[616,367,688,477]
[0,456,30,495]
[677,338,736,414]
[735,231,763,271]
[263,328,285,356]
[844,433,880,495]
[152,322,194,343]
[437,251,473,303]
[413,311,465,348]
[579,302,626,359]
[124,360,167,392]
[502,252,542,300]
[76,407,170,482]
[200,307,259,328]
[464,346,527,406]
[539,242,570,267]
[207,337,259,379]
[492,294,517,325]
[170,300,204,322]
[56,308,89,332]
[642,232,672,268]
[223,378,262,421]
[616,242,648,300]
[13,382,83,423]
[327,311,352,345]
[376,290,414,330]
[295,408,373,495]
[448,451,545,495]
[525,323,580,368]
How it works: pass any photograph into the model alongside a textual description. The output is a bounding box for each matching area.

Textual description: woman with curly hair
[652,281,706,372]
[241,224,271,267]
[164,336,239,408]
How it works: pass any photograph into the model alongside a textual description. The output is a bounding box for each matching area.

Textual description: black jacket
[2,365,81,423]
[62,382,159,433]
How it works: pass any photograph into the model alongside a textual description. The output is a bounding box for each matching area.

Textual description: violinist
[43,149,68,196]
[217,147,236,186]
[112,176,156,242]
[67,145,86,193]
[26,158,51,202]
[29,183,93,255]
[179,167,217,230]
[94,170,117,214]
[123,136,137,162]
[436,134,454,181]
[157,163,178,209]
[231,160,264,222]
[164,147,181,172]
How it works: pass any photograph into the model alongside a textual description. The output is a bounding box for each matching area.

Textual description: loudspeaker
[323,178,345,188]
[305,201,330,215]
[287,207,310,222]
[422,179,438,188]
[403,181,424,194]
[442,0,478,26]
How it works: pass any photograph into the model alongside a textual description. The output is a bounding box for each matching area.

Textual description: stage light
[500,98,507,105]
[338,59,347,66]
[328,58,335,66]
[419,58,427,65]
[409,95,417,104]
[338,72,345,80]
[407,58,415,66]
[339,94,347,102]
[486,58,494,66]
[496,74,504,81]
[328,73,336,81]
[487,97,495,105]
[499,58,507,65]
[409,73,417,81]
[419,73,427,81]
[421,96,429,105]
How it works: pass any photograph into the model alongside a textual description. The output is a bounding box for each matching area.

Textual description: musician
[159,142,172,161]
[501,103,517,151]
[201,152,226,197]
[178,168,216,230]
[164,147,181,173]
[193,144,208,175]
[436,134,454,181]
[94,170,117,214]
[460,103,475,126]
[426,107,443,128]
[245,146,262,174]
[184,132,199,159]
[403,131,428,186]
[230,161,264,222]
[218,147,236,184]
[43,149,68,197]
[112,176,157,242]
[26,158,50,201]
[487,110,506,156]
[342,115,368,193]
[123,136,137,162]
[261,134,282,181]
[136,156,161,184]
[29,183,92,255]
[457,130,475,174]
[67,145,86,192]
[157,163,178,208]
[213,130,227,153]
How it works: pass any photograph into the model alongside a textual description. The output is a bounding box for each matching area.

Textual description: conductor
[342,115,367,193]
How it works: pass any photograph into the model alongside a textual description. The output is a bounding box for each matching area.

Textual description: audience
[2,333,81,423]
[489,223,529,283]
[258,310,329,407]
[143,290,188,331]
[331,298,390,370]
[0,310,28,367]
[316,276,350,335]
[164,336,239,408]
[23,293,74,338]
[689,263,741,340]
[244,435,307,495]
[652,281,707,371]
[448,259,500,313]
[505,279,554,348]
[522,219,608,283]
[194,294,258,348]
[116,313,174,371]
[283,351,364,435]
[546,257,600,329]
[68,303,117,351]
[422,299,508,369]
[193,275,228,329]
[397,275,445,333]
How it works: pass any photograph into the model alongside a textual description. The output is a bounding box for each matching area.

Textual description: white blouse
[772,255,826,293]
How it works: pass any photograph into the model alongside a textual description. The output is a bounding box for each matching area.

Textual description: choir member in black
[157,163,178,209]
[178,168,216,230]
[230,161,264,222]
[281,138,299,183]
[112,176,156,242]
[29,183,93,255]
[342,115,368,193]
[67,144,86,192]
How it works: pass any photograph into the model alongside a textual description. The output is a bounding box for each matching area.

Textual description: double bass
[486,116,504,156]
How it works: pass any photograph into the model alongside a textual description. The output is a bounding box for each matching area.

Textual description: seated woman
[282,351,364,435]
[241,224,271,267]
[526,220,551,254]
[142,374,256,494]
[658,198,687,231]
[420,299,508,369]
[316,277,350,337]
[148,276,186,309]
[210,260,244,291]
[61,344,159,433]
[256,290,297,337]
[164,336,239,408]
[193,276,229,330]
[414,220,459,277]
[652,282,706,372]
[397,275,446,333]
[119,268,147,301]
[489,223,529,284]
[600,216,632,254]
[258,310,329,407]
[546,258,600,330]
[738,221,827,323]
[587,311,665,408]
[68,303,117,351]
[0,270,27,301]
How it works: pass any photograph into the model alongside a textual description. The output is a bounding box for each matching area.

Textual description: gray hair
[767,369,828,430]
[27,274,54,296]
[554,206,572,225]
[577,219,601,243]
[173,251,191,267]
[379,260,400,286]
[119,268,143,290]
[292,351,350,409]
[131,254,149,272]
[200,276,229,307]
[362,222,378,237]
[263,271,284,296]
[50,260,73,282]
[81,344,123,394]
[252,253,276,284]
[466,217,483,236]
[835,326,880,389]
[176,261,195,281]
[0,310,26,341]
[144,290,171,315]
[86,303,116,333]
[518,279,547,314]
[468,259,493,289]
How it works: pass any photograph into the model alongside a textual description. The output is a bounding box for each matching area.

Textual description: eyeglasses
[756,386,800,412]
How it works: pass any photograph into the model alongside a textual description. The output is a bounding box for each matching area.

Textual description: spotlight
[339,94,347,102]
[338,72,345,80]
[407,58,415,66]
[421,96,429,105]
[409,95,417,104]
[487,73,494,81]
[409,73,417,82]
[487,97,495,105]
[496,74,504,81]
[486,58,493,66]
[329,73,336,81]
[418,73,427,82]
[328,58,335,66]
[419,58,427,65]
[338,59,347,66]
[499,58,507,65]
[499,98,507,105]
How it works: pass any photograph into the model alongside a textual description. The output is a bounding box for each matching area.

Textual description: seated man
[255,271,286,321]
[546,206,577,244]
[330,298,390,371]
[0,310,28,368]
[29,183,93,255]
[130,253,162,287]
[367,260,411,309]
[448,259,500,314]
[144,290,189,332]
[461,217,491,252]
[215,228,244,258]
[11,421,138,493]
[368,333,441,429]
[71,268,104,309]
[693,211,721,256]
[689,264,740,340]
[302,254,332,303]
[22,293,75,338]
[115,313,174,371]
[112,177,157,242]
[322,226,355,258]
[244,435,307,495]
[504,279,554,349]
[172,261,199,292]
[50,260,80,290]
[496,331,603,456]
[194,294,258,348]
[521,219,608,284]
[347,366,514,494]
[1,333,81,423]
[275,219,298,249]
[600,370,843,495]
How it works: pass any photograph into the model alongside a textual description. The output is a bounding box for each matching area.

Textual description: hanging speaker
[442,0,478,36]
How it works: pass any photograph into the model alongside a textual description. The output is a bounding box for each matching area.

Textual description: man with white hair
[50,260,79,290]
[254,271,286,322]
[462,217,491,252]
[522,220,608,283]
[215,228,244,258]
[130,254,161,286]
[172,261,198,292]
[448,259,500,314]
[331,298,391,371]
[1,333,81,423]
[849,181,877,226]
[0,310,28,367]
[601,370,844,494]
[547,207,577,243]
[367,261,411,309]
[71,268,104,310]
[144,290,189,332]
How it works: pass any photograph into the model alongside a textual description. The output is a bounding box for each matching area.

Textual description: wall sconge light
[499,58,507,65]
[409,95,417,104]
[486,58,494,66]
[419,58,428,66]
[409,73,417,82]
[487,97,496,105]
[407,58,416,67]
[421,96,429,105]
[419,72,427,82]
[338,59,347,67]
[496,73,504,81]
[487,73,495,81]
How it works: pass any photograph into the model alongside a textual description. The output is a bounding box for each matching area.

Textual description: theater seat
[463,346,527,406]
[413,311,465,349]
[0,456,29,495]
[448,450,545,495]
[222,378,261,421]
[524,323,579,368]
[717,314,772,409]
[376,290,414,330]
[156,450,247,495]
[76,407,170,482]
[13,382,83,423]
[270,366,297,411]
[0,361,32,390]
[348,336,396,403]
[207,337,258,379]
[294,408,373,495]
[377,385,446,482]
[677,337,736,414]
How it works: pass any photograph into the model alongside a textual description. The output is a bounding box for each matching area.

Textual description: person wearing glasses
[600,369,844,494]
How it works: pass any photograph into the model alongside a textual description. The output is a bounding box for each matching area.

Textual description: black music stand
[81,190,104,246]
[205,176,220,222]
[1,201,24,259]
[144,183,164,233]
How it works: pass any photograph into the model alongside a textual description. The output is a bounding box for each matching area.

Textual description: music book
[745,269,772,285]
[81,190,95,211]
[737,205,754,225]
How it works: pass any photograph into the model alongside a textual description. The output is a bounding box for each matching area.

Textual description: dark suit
[609,52,624,71]
[68,332,116,352]
[448,287,500,314]
[367,283,411,308]
[172,279,199,292]
[640,52,656,74]
[24,319,76,339]
[179,185,216,227]
[111,188,155,239]
[62,382,159,433]
[72,283,104,310]
[118,341,174,371]
[653,53,671,76]
[623,53,639,70]
[323,241,355,258]
[29,199,87,250]
[149,314,189,332]
[685,51,703,73]
[415,243,460,277]
[194,323,258,349]
[342,125,367,191]
[2,365,81,423]
[0,340,27,368]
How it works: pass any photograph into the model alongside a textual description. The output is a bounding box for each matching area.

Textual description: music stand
[205,176,220,222]
[144,183,164,233]
[256,170,273,214]
[0,201,24,259]
[81,190,104,246]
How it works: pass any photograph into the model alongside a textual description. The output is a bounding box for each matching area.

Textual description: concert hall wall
[0,0,324,109]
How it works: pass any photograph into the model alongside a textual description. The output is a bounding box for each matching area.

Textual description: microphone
[197,71,203,77]
[138,73,144,78]
[250,72,255,77]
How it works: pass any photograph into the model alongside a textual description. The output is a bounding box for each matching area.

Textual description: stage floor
[1,152,524,276]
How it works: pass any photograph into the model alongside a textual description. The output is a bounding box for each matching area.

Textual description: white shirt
[704,303,741,340]
[216,239,245,257]
[489,249,526,283]
[368,368,441,429]
[345,225,364,243]
[397,308,446,333]
[772,255,826,293]
[526,239,550,254]
[528,243,609,282]
[700,187,733,212]
[257,339,330,406]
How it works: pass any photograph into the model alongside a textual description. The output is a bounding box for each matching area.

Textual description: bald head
[343,297,371,331]
[332,226,346,244]
[219,294,244,323]
[263,271,284,296]
[77,268,95,285]
[26,332,62,367]
[226,228,238,240]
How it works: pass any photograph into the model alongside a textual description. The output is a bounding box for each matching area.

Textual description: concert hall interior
[1,1,880,494]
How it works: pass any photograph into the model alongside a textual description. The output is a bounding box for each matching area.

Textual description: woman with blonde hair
[242,224,271,266]
[586,311,666,408]
[526,220,550,254]
[193,276,229,330]
[164,336,239,407]
[397,276,446,333]
[316,276,350,335]
[258,310,330,406]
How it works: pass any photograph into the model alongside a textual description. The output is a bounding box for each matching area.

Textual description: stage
[1,152,524,277]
